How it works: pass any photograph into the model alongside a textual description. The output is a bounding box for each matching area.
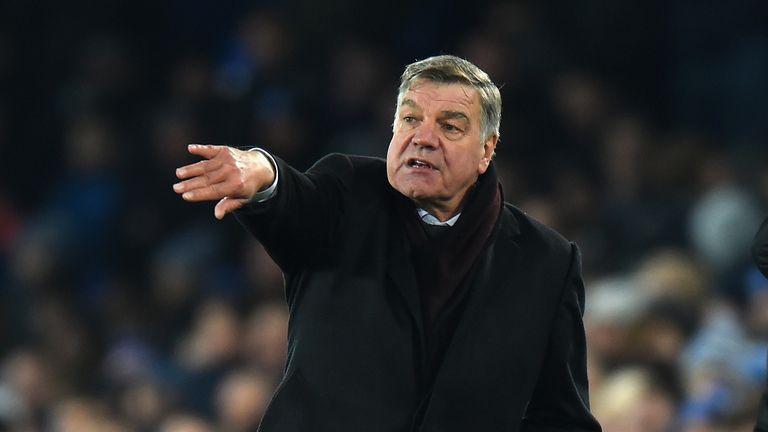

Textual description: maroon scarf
[392,163,502,330]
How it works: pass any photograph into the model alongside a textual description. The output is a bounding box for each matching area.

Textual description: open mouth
[407,158,436,170]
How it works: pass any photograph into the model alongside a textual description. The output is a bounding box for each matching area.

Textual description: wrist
[248,148,279,202]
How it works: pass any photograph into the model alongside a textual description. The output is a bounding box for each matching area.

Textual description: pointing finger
[187,144,224,159]
[172,172,224,194]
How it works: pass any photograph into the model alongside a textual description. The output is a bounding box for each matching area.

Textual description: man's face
[386,81,497,220]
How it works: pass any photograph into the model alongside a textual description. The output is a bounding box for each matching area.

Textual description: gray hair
[395,55,502,143]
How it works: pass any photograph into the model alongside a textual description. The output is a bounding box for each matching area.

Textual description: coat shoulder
[501,202,575,261]
[311,153,387,190]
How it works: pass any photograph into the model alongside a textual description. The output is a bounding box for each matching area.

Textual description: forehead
[400,81,480,118]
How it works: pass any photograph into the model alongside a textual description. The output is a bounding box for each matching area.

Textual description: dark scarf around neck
[392,163,502,330]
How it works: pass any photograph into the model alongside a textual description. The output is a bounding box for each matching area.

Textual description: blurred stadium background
[1,1,768,431]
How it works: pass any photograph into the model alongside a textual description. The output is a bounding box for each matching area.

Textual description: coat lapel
[386,220,426,348]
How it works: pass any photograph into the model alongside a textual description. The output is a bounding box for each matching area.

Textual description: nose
[411,121,438,150]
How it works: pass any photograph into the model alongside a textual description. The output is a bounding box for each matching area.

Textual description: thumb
[214,197,247,220]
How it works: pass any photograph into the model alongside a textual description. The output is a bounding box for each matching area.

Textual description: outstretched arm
[174,145,353,271]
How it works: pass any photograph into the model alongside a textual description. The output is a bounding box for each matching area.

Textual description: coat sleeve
[234,153,354,272]
[520,243,602,432]
[752,217,768,279]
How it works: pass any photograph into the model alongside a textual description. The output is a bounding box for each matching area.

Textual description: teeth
[410,160,429,168]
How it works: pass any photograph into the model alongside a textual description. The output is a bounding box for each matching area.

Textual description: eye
[442,123,463,134]
[403,116,416,123]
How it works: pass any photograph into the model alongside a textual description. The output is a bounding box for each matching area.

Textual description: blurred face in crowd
[216,371,271,431]
[159,415,212,432]
[386,80,497,221]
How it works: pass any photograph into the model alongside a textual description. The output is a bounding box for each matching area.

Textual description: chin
[392,181,422,197]
[405,188,439,204]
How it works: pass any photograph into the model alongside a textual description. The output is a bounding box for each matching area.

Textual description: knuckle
[226,168,239,181]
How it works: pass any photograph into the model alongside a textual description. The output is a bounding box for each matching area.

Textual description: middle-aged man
[173,55,602,431]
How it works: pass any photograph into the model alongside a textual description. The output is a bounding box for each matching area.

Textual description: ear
[477,134,498,174]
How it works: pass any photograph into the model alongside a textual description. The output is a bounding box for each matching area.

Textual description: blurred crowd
[1,1,768,431]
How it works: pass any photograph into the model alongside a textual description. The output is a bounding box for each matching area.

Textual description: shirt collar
[417,209,461,226]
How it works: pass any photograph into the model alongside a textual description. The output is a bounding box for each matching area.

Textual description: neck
[413,183,477,222]
[420,208,457,222]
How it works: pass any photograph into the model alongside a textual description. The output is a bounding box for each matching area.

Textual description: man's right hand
[173,144,276,220]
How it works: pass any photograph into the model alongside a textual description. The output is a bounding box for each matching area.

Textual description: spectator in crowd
[159,414,213,432]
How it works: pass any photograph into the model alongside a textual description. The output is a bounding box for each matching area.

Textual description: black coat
[753,217,768,432]
[235,153,601,432]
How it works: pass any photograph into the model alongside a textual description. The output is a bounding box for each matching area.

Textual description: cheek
[386,134,409,161]
[386,133,399,153]
[445,152,482,181]
[386,137,402,181]
[385,140,396,161]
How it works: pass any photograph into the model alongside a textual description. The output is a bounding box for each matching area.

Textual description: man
[173,55,602,431]
[753,217,768,432]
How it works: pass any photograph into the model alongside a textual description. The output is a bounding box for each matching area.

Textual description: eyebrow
[400,98,420,110]
[400,99,469,122]
[438,111,469,123]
